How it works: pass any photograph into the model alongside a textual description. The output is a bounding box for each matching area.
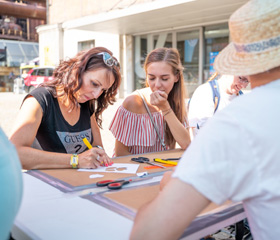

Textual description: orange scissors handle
[96,179,126,187]
[107,180,130,189]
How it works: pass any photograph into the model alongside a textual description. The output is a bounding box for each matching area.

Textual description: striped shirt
[109,105,168,155]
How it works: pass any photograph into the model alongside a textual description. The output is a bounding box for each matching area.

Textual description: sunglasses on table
[97,52,119,68]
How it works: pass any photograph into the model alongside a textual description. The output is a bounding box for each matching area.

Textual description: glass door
[134,32,173,89]
[204,24,229,81]
[176,30,200,85]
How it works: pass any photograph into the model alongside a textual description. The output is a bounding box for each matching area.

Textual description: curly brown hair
[40,47,121,128]
[144,47,188,147]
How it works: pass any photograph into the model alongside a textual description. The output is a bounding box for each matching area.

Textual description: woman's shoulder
[28,87,54,100]
[23,87,55,114]
[122,89,148,114]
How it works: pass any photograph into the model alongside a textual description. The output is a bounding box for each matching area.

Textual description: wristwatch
[70,154,79,168]
[93,145,103,150]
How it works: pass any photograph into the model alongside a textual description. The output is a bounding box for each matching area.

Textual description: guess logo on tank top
[56,129,92,154]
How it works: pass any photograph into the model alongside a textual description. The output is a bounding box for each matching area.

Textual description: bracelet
[70,154,79,168]
[93,145,103,150]
[163,108,173,117]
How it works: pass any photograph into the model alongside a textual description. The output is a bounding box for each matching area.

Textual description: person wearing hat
[130,0,280,239]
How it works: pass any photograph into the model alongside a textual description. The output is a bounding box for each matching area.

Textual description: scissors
[96,179,130,190]
[131,157,166,169]
[96,176,153,190]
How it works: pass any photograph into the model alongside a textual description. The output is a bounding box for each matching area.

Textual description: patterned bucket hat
[214,0,280,76]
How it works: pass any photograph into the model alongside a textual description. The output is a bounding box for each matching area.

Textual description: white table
[13,172,246,240]
[13,174,133,240]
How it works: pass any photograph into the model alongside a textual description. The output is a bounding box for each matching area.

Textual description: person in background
[0,128,23,240]
[10,47,121,170]
[130,0,280,239]
[8,71,15,81]
[110,47,191,156]
[188,73,249,138]
[21,69,28,80]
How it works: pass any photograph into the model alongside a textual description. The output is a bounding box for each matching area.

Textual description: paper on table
[137,172,148,177]
[89,174,104,179]
[78,163,139,174]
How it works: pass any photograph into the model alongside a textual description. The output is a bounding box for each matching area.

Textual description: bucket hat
[214,0,280,76]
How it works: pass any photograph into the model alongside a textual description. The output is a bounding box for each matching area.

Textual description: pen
[83,137,102,165]
[83,137,92,149]
[82,138,112,166]
[154,158,178,166]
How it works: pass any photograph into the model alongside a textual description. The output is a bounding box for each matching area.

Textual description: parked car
[24,66,55,93]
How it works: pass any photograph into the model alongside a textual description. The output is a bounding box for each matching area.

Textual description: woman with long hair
[110,47,191,156]
[10,47,121,169]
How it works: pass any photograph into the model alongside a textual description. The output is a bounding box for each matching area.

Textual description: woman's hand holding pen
[80,137,113,168]
[150,90,170,112]
[78,148,113,169]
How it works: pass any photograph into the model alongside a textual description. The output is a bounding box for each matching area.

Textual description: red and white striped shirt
[109,105,168,156]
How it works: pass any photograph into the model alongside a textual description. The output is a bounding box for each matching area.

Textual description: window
[134,33,173,89]
[78,40,95,51]
[48,68,54,77]
[21,44,38,61]
[6,42,23,66]
[204,24,229,81]
[37,69,46,76]
[0,40,38,67]
[177,30,200,85]
[132,24,230,94]
[31,69,38,76]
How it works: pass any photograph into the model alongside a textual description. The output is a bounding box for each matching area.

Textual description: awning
[62,0,248,35]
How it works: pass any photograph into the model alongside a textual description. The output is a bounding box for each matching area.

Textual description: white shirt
[188,79,238,136]
[174,79,280,240]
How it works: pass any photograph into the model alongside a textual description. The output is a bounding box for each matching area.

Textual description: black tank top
[26,87,94,154]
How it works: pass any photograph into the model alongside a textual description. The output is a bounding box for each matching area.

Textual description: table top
[13,149,245,240]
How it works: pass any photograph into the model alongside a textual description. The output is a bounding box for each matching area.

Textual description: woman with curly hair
[10,47,121,169]
[110,47,191,156]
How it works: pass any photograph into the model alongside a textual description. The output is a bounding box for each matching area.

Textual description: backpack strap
[208,79,220,113]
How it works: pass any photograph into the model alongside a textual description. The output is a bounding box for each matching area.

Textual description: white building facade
[37,0,248,97]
